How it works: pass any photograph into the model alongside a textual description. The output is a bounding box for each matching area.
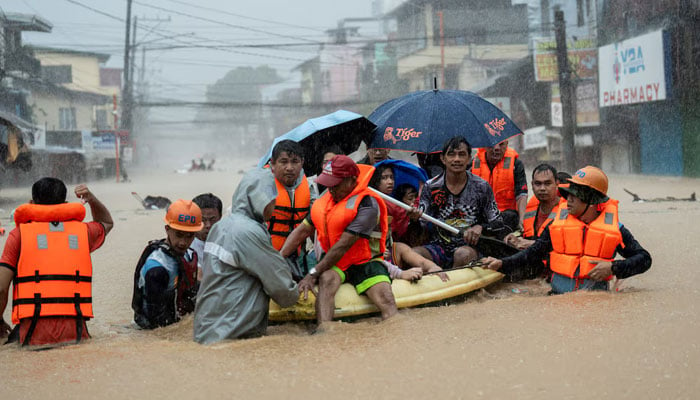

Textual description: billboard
[533,37,597,82]
[551,81,600,127]
[598,30,671,107]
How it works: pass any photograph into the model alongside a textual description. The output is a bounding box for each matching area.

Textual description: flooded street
[2,159,700,399]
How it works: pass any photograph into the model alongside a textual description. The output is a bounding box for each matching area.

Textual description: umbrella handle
[369,188,461,235]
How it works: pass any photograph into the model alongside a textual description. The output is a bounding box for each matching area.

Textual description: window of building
[43,65,73,84]
[59,107,77,130]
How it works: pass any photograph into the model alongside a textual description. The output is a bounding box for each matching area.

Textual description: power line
[131,0,322,44]
[161,0,327,33]
[60,0,347,67]
[137,99,386,108]
[64,0,124,22]
[62,0,598,69]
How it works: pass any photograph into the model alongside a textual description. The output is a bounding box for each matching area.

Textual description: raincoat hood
[232,168,278,222]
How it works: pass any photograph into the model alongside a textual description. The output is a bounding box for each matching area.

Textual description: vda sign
[614,44,645,83]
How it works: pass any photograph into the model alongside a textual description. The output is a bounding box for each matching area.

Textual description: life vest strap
[13,296,92,306]
[21,294,42,346]
[73,293,84,344]
[269,217,306,225]
[274,205,310,213]
[269,229,292,237]
[15,273,92,284]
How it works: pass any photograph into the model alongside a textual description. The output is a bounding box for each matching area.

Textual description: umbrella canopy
[373,159,428,198]
[258,110,375,177]
[368,89,522,153]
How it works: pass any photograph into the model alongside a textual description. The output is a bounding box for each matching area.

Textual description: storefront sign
[598,30,671,107]
[533,37,597,82]
[551,81,600,127]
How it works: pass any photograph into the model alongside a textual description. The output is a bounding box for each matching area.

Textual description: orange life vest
[471,147,518,211]
[522,196,559,239]
[310,165,388,271]
[12,203,93,325]
[548,199,623,280]
[268,175,311,251]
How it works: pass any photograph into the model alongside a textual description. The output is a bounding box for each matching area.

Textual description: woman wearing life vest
[481,166,652,294]
[0,178,113,347]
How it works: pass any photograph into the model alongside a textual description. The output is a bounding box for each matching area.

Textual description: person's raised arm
[75,184,114,235]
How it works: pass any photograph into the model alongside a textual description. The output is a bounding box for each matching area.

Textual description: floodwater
[2,157,699,399]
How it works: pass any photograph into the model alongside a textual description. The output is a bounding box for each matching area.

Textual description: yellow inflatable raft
[269,267,504,322]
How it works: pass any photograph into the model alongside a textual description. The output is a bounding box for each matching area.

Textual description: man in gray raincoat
[194,168,299,344]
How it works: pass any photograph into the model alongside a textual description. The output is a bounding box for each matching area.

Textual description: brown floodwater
[2,159,699,399]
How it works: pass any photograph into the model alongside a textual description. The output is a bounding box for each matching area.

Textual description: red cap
[317,155,359,187]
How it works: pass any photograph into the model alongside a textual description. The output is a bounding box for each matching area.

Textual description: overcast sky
[3,0,378,109]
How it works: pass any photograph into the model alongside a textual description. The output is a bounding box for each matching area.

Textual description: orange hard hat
[164,199,203,232]
[559,166,609,204]
[568,166,608,196]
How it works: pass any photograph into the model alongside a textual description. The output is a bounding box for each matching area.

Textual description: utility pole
[139,46,146,100]
[554,10,576,173]
[121,0,133,134]
[130,16,138,97]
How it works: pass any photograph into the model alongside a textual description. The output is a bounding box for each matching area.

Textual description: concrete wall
[33,50,118,129]
[34,51,108,94]
[29,90,96,131]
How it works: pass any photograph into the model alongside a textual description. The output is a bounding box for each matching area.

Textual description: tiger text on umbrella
[383,127,424,144]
